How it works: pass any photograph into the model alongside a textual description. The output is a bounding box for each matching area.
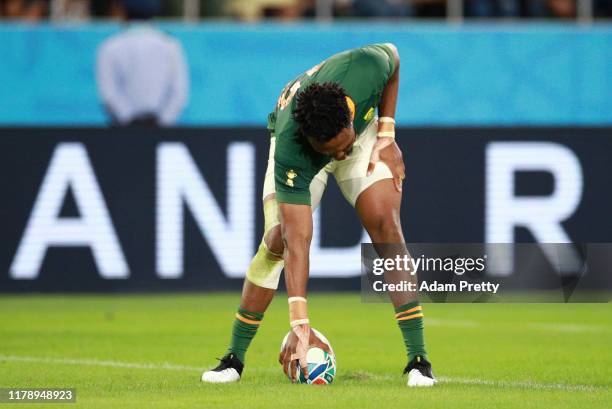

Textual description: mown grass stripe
[0,355,603,392]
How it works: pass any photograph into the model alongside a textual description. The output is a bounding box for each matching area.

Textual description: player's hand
[367,138,405,192]
[278,324,331,382]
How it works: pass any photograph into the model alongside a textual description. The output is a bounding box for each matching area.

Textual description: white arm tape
[288,296,307,304]
[290,318,310,327]
[379,117,396,124]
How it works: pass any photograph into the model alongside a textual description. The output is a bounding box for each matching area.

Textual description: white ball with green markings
[280,328,336,385]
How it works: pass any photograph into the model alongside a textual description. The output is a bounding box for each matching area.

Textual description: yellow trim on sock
[396,313,424,322]
[235,313,261,325]
[395,306,422,318]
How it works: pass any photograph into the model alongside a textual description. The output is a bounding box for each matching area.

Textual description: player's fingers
[367,161,376,177]
[311,337,332,354]
[290,359,298,382]
[367,150,380,177]
[300,359,309,379]
[284,347,295,377]
[318,344,332,356]
[283,346,292,364]
[394,175,402,193]
[316,341,331,354]
[278,349,285,365]
[392,163,405,193]
[290,351,309,380]
[281,350,291,377]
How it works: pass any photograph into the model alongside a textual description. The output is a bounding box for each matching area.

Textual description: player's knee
[369,215,403,243]
[264,225,284,257]
[246,236,285,290]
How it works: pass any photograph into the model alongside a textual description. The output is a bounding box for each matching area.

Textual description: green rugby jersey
[267,44,397,206]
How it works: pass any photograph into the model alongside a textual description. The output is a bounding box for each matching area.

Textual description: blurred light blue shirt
[96,25,189,126]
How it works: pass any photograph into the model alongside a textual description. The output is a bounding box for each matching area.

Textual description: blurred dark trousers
[353,0,412,17]
[127,113,160,127]
[466,0,519,16]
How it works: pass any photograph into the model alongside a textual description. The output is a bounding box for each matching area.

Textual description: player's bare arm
[275,202,311,381]
[276,184,333,381]
[368,43,404,192]
[278,203,311,301]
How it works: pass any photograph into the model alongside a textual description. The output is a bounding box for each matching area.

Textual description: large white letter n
[10,143,129,279]
[156,142,254,279]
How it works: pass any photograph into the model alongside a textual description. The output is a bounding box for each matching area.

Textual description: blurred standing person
[224,0,301,20]
[353,0,412,17]
[465,0,520,17]
[96,0,189,126]
[49,0,90,20]
[299,0,354,18]
[2,0,49,20]
[546,0,576,17]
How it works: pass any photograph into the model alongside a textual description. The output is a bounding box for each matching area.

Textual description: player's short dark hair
[293,82,351,143]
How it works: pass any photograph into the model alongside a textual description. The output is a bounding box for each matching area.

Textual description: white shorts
[262,118,393,209]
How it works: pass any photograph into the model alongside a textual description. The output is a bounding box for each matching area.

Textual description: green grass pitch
[1,293,611,408]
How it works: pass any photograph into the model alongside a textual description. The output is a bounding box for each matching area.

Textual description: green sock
[395,301,427,361]
[227,307,264,363]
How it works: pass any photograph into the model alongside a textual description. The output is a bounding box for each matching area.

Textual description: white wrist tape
[378,116,395,139]
[288,296,307,304]
[377,131,396,139]
[290,318,310,327]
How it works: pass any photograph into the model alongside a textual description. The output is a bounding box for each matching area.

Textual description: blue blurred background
[0,0,611,126]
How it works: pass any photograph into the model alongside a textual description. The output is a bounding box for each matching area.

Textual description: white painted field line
[426,319,479,328]
[355,373,603,392]
[0,355,604,392]
[426,319,611,333]
[0,355,201,372]
[438,376,600,392]
[527,323,610,333]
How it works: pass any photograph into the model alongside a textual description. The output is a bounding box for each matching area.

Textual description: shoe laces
[404,356,431,375]
[212,354,235,371]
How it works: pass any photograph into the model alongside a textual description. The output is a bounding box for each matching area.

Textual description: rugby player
[202,44,436,387]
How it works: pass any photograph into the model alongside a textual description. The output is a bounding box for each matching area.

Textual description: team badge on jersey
[286,170,297,187]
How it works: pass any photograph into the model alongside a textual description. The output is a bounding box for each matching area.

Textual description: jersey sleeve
[341,44,397,103]
[273,135,321,205]
[274,157,316,206]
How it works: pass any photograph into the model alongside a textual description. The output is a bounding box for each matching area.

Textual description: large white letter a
[10,143,129,279]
